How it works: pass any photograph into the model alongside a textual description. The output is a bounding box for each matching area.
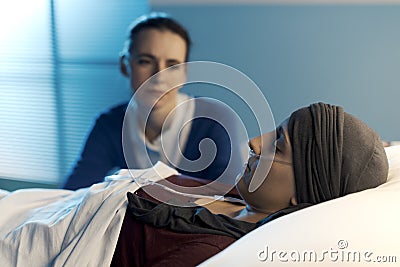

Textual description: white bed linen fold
[0,162,177,267]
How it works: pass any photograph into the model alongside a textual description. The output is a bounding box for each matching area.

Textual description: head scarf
[288,102,388,204]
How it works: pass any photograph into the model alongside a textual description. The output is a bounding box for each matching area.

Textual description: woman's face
[236,119,297,214]
[125,28,187,109]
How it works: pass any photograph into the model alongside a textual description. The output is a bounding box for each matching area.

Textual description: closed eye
[167,60,183,70]
[135,54,156,65]
[138,59,152,65]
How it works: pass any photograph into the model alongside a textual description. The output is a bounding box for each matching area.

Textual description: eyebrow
[134,53,183,64]
[133,53,156,59]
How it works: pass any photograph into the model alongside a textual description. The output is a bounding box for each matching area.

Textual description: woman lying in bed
[111,102,389,266]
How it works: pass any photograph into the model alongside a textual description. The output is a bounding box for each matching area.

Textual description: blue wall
[153,4,400,140]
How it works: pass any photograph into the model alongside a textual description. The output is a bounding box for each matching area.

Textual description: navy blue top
[63,102,234,190]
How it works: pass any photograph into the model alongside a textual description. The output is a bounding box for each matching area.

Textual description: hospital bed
[0,146,399,266]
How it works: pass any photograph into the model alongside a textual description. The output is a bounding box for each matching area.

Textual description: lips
[147,89,167,96]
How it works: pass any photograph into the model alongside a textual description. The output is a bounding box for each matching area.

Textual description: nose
[150,62,169,84]
[249,130,276,155]
[152,61,168,75]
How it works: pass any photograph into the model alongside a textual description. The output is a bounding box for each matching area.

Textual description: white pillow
[200,146,400,266]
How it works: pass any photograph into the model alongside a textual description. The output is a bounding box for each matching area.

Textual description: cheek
[130,68,153,91]
[263,167,296,208]
[237,166,295,212]
[163,68,186,86]
[236,173,269,209]
[173,72,186,86]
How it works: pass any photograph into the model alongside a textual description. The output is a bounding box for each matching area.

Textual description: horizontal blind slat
[0,0,148,185]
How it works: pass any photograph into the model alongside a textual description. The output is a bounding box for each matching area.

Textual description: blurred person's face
[236,119,297,215]
[125,28,187,110]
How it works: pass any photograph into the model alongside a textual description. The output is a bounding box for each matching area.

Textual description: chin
[236,177,250,202]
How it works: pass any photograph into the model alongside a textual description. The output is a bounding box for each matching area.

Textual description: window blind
[0,0,149,185]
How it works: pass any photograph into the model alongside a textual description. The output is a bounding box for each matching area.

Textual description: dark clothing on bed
[126,193,310,240]
[126,192,256,239]
[62,102,234,190]
[112,204,237,267]
[111,175,308,267]
[111,176,242,267]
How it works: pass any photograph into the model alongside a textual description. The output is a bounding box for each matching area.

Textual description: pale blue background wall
[152,4,400,140]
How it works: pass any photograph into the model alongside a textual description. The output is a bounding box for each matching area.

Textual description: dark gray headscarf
[288,102,388,204]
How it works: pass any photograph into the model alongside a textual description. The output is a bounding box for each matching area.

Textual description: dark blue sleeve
[62,107,127,190]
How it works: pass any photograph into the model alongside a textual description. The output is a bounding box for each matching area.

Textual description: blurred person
[63,12,246,190]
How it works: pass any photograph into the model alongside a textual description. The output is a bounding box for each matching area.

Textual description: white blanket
[0,162,178,267]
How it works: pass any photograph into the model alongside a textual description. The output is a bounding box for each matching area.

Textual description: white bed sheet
[0,189,9,200]
[0,162,178,267]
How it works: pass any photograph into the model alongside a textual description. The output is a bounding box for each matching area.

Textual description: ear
[290,196,298,206]
[119,55,130,77]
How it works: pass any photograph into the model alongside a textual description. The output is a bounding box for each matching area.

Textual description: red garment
[111,175,239,267]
